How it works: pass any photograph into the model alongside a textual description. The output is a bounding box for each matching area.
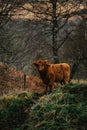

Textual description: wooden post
[23,74,26,90]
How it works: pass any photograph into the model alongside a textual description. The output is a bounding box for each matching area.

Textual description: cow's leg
[49,85,52,93]
[44,85,49,94]
[49,77,55,93]
[63,79,68,84]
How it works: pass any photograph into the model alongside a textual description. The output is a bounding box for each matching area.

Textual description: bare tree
[0,0,87,79]
[0,0,16,28]
[24,0,85,61]
[0,0,26,60]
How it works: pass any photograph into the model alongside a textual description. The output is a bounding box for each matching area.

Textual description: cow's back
[47,63,70,84]
[47,64,64,82]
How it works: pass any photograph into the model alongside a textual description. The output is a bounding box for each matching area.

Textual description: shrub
[0,84,87,130]
[0,91,35,130]
[27,84,87,130]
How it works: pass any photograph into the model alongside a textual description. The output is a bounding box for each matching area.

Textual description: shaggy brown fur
[34,60,70,93]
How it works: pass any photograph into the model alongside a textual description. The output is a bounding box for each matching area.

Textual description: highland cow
[34,60,70,93]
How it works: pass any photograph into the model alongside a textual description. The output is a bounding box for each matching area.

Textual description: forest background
[0,0,87,93]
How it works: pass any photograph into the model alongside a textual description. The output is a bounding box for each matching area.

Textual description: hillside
[28,84,87,130]
[0,84,87,130]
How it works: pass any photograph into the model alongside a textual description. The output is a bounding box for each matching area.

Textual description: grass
[27,83,87,130]
[71,79,87,84]
[0,91,38,130]
[0,83,87,130]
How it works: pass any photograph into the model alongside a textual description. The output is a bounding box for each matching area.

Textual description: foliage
[0,84,87,130]
[27,84,87,130]
[0,91,36,130]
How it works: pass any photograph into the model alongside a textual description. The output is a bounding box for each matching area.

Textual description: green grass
[0,91,36,130]
[0,84,87,130]
[27,84,87,130]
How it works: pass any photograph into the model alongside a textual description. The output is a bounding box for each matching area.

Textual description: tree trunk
[70,62,79,80]
[51,0,60,63]
[71,17,87,79]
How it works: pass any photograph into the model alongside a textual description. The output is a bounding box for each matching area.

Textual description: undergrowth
[27,84,87,130]
[0,91,42,130]
[0,84,87,130]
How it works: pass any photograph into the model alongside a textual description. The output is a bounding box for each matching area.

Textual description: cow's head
[34,59,49,71]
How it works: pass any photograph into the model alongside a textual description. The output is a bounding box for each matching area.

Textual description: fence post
[23,74,26,90]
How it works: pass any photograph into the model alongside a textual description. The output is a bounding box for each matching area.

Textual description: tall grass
[27,84,87,130]
[0,84,87,130]
[0,91,36,130]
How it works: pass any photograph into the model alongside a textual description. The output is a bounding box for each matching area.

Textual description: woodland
[0,0,87,130]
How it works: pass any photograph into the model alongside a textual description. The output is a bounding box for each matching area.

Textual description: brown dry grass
[26,75,45,93]
[0,62,87,96]
[71,79,87,84]
[0,62,45,96]
[0,62,23,95]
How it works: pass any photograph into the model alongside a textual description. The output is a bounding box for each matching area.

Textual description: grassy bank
[0,92,42,130]
[0,84,87,130]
